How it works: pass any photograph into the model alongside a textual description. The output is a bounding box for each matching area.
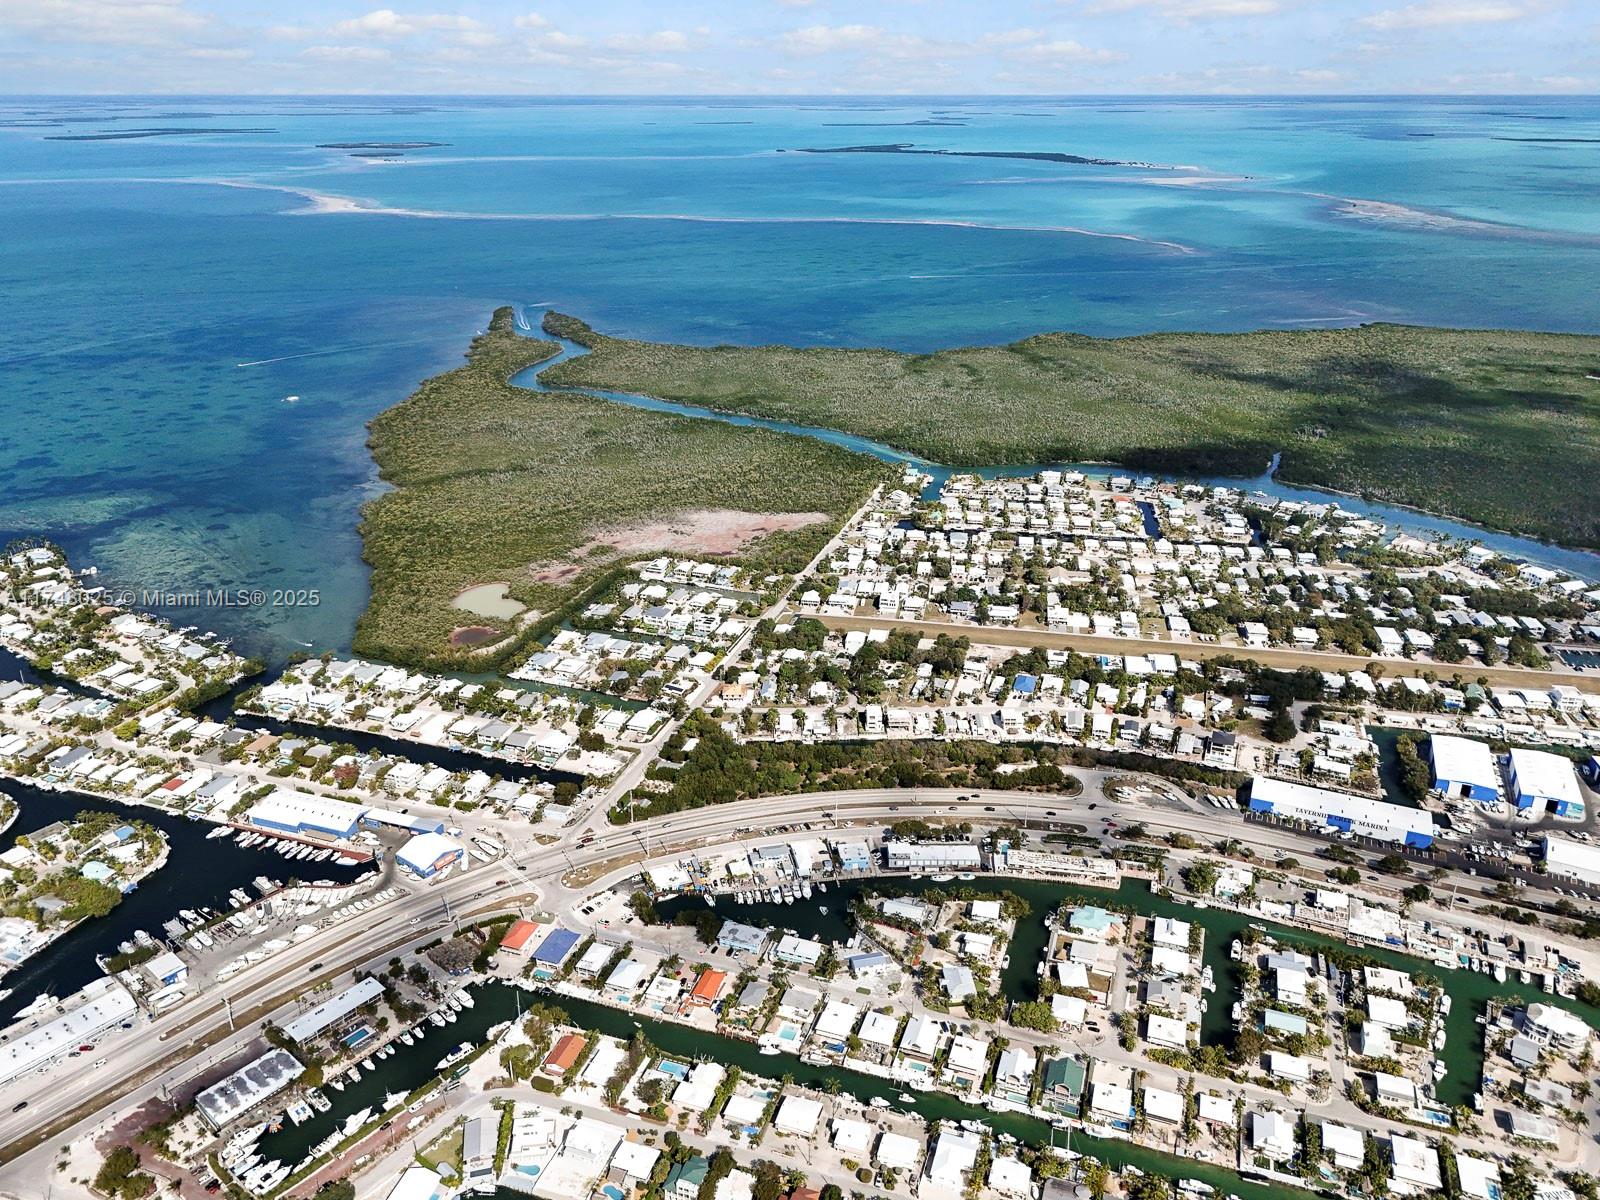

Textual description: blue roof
[1013,674,1037,694]
[533,927,582,964]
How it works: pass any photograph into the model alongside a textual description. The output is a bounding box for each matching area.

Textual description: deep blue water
[3,95,1599,661]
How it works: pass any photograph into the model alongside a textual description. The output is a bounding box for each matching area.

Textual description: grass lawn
[542,312,1600,550]
[356,307,889,668]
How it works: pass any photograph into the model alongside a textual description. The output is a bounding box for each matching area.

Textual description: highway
[0,770,1586,1192]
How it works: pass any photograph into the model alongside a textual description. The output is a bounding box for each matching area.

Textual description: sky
[0,0,1593,95]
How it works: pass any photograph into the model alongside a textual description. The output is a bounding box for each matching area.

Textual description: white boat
[328,1077,344,1091]
[1178,1181,1215,1196]
[341,1108,373,1136]
[207,826,232,840]
[454,988,474,1009]
[869,1096,892,1108]
[382,1090,408,1110]
[897,1092,917,1103]
[931,874,955,883]
[759,1045,782,1056]
[361,1056,375,1071]
[429,1011,446,1027]
[399,1032,414,1046]
[444,1008,458,1023]
[436,1041,473,1071]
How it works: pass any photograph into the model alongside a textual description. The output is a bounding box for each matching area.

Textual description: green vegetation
[356,307,889,667]
[544,312,1600,548]
[615,712,1079,822]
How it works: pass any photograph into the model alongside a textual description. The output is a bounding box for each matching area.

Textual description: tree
[314,1183,357,1200]
[1182,861,1219,896]
[1266,706,1296,743]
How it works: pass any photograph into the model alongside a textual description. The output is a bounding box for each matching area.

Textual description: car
[983,805,996,812]
[92,1058,107,1068]
[888,805,900,812]
[77,1044,94,1053]
[1087,802,1098,810]
[307,961,324,972]
[10,1101,26,1113]
[1045,810,1057,817]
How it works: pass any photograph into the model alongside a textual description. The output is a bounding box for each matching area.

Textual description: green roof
[1043,1056,1086,1094]
[667,1157,710,1189]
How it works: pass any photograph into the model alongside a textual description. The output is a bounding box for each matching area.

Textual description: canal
[262,980,1323,1200]
[658,874,1600,1109]
[0,781,374,1026]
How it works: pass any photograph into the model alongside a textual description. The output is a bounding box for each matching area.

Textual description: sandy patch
[527,508,828,584]
[451,581,526,620]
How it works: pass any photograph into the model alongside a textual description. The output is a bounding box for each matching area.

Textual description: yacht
[436,1042,474,1071]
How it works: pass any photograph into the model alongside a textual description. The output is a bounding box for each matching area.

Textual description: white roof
[1143,1085,1183,1123]
[876,1131,922,1170]
[1389,1135,1441,1189]
[386,1167,442,1200]
[774,1095,823,1136]
[1367,995,1411,1028]
[1320,1121,1365,1163]
[831,1118,872,1153]
[1545,834,1600,885]
[1430,734,1498,789]
[1196,1093,1232,1124]
[611,1142,661,1180]
[1509,748,1581,804]
[396,832,463,874]
[926,1130,982,1188]
[283,976,385,1041]
[1456,1155,1501,1200]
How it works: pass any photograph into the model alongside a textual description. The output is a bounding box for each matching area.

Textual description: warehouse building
[282,976,385,1043]
[883,840,983,871]
[1543,835,1600,890]
[195,1048,303,1129]
[1508,749,1584,817]
[245,789,366,840]
[1246,777,1435,848]
[1428,735,1499,803]
[396,832,465,879]
[0,978,137,1086]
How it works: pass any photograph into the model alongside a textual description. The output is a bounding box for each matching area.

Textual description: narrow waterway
[512,309,1600,582]
[0,782,373,1026]
[261,980,1321,1200]
[659,873,1600,1109]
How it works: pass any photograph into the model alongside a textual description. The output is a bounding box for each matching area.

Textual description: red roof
[544,1033,586,1073]
[690,969,727,1003]
[500,918,540,952]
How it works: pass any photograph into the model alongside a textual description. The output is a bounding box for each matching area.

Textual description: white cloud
[187,46,251,60]
[778,24,888,55]
[0,0,210,46]
[605,30,693,53]
[513,13,549,30]
[301,43,393,61]
[330,9,485,39]
[1359,2,1522,30]
[1081,0,1282,20]
[1002,35,1126,63]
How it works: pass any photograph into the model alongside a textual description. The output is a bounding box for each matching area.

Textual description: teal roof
[667,1157,710,1190]
[1263,1010,1309,1036]
[1043,1057,1086,1094]
[1069,906,1114,932]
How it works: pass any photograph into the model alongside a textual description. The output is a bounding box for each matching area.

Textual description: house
[1388,1135,1442,1194]
[1249,1110,1296,1160]
[1142,1085,1183,1125]
[666,1157,711,1200]
[1040,1057,1086,1116]
[924,1130,983,1194]
[1319,1122,1365,1171]
[543,1033,587,1077]
[689,969,728,1007]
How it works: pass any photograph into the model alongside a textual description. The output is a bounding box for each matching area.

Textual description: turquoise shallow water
[3,95,1599,660]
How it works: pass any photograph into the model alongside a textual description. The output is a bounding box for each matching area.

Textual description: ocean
[3,95,1599,661]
